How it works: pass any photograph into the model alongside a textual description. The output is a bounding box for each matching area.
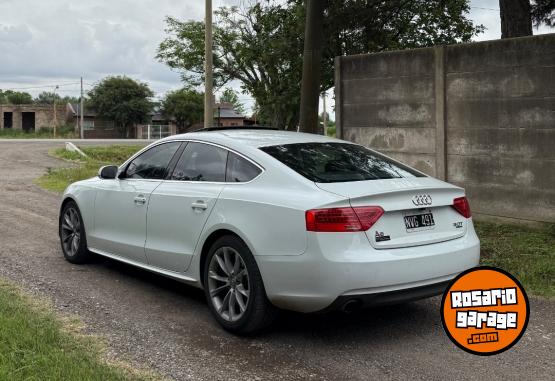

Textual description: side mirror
[98,165,119,180]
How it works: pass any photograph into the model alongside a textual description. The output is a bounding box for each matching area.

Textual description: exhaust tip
[341,299,362,313]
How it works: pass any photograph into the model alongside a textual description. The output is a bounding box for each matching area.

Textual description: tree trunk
[299,0,326,133]
[500,0,533,38]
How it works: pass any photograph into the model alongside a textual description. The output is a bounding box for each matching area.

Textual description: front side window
[124,142,181,180]
[260,143,425,183]
[226,152,261,183]
[171,142,228,182]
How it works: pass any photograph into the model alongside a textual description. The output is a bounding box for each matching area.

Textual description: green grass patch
[35,145,145,193]
[0,126,78,139]
[475,220,555,298]
[0,280,157,381]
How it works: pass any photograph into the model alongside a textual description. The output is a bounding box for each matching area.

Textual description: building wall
[335,33,555,223]
[0,104,70,131]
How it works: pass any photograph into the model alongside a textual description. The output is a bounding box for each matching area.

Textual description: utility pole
[322,91,327,135]
[204,0,214,129]
[299,0,326,134]
[80,77,84,139]
[53,85,59,138]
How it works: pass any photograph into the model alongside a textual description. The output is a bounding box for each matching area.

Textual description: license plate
[404,212,435,232]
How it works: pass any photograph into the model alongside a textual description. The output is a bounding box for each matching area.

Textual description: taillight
[453,196,471,218]
[306,206,384,232]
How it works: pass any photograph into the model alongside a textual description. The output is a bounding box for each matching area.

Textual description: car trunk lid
[316,178,468,249]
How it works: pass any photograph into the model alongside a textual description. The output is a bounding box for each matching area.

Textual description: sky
[0,0,553,116]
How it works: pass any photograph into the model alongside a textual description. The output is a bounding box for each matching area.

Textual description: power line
[471,6,499,12]
[0,82,81,91]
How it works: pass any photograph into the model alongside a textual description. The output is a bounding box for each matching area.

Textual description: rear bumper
[256,222,480,313]
[318,280,451,313]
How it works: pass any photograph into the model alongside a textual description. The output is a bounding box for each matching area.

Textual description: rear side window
[125,142,181,180]
[171,142,228,182]
[226,152,261,183]
[260,143,425,183]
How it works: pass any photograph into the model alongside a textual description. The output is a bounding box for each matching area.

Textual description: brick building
[0,104,71,132]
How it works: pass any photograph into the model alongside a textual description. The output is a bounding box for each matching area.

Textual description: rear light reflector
[452,196,471,218]
[306,206,384,232]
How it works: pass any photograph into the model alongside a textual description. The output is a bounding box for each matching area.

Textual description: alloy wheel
[207,246,250,322]
[61,207,81,257]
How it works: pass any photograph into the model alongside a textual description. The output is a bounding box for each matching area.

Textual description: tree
[88,76,154,138]
[34,92,62,105]
[157,0,482,130]
[219,88,245,115]
[531,0,555,27]
[161,88,204,132]
[500,0,533,38]
[0,90,33,104]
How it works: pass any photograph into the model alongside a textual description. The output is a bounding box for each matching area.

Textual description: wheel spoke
[210,283,230,296]
[208,271,228,283]
[64,214,73,230]
[71,235,79,253]
[228,291,236,321]
[233,252,241,274]
[235,290,246,312]
[219,289,232,314]
[61,222,72,232]
[215,254,229,276]
[236,284,249,298]
[63,233,73,243]
[223,248,234,275]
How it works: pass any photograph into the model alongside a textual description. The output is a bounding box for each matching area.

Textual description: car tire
[203,235,277,335]
[59,200,91,264]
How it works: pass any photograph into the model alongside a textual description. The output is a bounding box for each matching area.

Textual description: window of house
[83,120,95,130]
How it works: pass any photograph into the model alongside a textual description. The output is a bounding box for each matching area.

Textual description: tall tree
[0,90,33,104]
[531,0,555,27]
[158,0,482,130]
[219,88,246,115]
[34,91,62,105]
[88,76,154,138]
[161,88,204,132]
[500,0,533,38]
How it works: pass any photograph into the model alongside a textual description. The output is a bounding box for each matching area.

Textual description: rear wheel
[203,235,277,335]
[59,201,90,264]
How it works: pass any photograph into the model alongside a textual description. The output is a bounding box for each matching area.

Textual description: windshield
[260,142,425,183]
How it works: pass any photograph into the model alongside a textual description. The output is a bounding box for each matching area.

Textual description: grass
[0,126,78,139]
[475,220,555,298]
[36,145,145,193]
[0,280,157,381]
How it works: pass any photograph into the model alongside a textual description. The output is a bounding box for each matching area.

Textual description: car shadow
[88,254,442,342]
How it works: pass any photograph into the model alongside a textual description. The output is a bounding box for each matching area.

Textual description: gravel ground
[0,140,553,381]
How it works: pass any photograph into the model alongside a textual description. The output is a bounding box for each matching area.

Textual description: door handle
[191,201,208,210]
[134,195,147,205]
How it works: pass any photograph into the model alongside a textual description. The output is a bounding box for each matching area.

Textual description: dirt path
[0,140,553,380]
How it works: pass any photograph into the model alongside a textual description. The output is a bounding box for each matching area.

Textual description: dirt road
[0,140,553,380]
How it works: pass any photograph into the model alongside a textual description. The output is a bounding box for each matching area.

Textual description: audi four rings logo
[412,194,432,206]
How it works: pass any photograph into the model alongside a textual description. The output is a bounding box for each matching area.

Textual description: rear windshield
[260,143,426,183]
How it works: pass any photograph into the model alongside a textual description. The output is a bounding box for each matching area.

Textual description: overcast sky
[0,0,553,115]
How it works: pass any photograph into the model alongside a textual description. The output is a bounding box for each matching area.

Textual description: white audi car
[59,128,480,334]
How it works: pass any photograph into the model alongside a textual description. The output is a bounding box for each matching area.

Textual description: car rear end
[256,141,480,313]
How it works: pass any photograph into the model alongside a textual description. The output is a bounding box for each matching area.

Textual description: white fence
[136,125,173,140]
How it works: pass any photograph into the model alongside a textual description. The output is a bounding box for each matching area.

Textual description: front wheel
[203,235,277,335]
[59,200,91,264]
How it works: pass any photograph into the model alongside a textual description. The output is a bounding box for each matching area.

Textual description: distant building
[0,104,71,132]
[214,102,256,127]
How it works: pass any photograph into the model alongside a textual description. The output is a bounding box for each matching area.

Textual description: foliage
[532,0,555,27]
[161,88,204,131]
[88,76,154,137]
[0,90,33,104]
[37,145,145,193]
[34,92,80,105]
[157,0,482,129]
[475,220,555,297]
[219,88,246,115]
[0,280,156,380]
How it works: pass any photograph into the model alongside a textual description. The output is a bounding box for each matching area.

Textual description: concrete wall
[335,33,555,223]
[0,104,70,131]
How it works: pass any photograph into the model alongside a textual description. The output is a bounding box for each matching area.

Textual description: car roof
[164,129,343,149]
